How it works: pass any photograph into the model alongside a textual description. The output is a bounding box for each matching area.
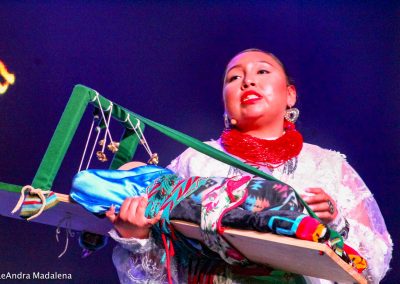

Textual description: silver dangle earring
[284,107,300,123]
[223,113,237,129]
[223,113,230,129]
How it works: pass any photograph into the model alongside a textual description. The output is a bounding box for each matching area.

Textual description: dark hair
[224,48,294,86]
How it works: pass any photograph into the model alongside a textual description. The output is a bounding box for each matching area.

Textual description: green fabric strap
[0,182,22,193]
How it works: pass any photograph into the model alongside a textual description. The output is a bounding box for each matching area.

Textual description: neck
[238,121,284,139]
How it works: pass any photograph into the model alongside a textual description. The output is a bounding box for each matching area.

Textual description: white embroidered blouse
[110,140,393,284]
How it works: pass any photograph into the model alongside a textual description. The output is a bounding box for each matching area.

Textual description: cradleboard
[0,85,366,284]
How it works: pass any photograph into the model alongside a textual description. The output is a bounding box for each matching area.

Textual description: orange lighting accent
[0,60,16,95]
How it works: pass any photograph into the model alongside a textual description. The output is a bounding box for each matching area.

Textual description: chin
[239,115,266,128]
[241,111,267,121]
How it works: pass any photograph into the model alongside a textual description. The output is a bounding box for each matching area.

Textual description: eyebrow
[226,61,274,73]
[257,61,274,66]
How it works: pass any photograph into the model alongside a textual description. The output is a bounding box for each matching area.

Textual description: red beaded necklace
[220,120,303,169]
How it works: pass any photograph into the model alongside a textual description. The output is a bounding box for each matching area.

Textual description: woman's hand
[301,188,338,223]
[106,196,162,239]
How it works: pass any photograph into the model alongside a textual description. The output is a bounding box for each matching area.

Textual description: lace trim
[109,229,153,253]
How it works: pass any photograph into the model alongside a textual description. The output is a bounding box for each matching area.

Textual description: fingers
[302,188,330,204]
[136,197,148,221]
[119,197,143,222]
[110,197,158,239]
[114,197,162,227]
[127,197,140,222]
[147,210,163,226]
[315,211,334,221]
[315,201,337,223]
[308,202,330,212]
[302,194,327,204]
[119,197,133,220]
[106,205,117,224]
[305,188,323,194]
[302,187,338,223]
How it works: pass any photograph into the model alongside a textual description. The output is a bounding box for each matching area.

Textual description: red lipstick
[240,91,262,105]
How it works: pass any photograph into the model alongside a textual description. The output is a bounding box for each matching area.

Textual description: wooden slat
[0,190,112,235]
[171,220,366,284]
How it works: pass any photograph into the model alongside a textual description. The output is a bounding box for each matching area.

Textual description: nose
[241,78,256,90]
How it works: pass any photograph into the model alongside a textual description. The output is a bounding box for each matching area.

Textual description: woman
[106,49,392,283]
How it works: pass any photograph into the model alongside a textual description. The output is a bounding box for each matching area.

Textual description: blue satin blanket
[70,165,173,214]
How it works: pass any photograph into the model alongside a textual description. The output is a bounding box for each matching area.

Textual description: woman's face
[223,51,296,131]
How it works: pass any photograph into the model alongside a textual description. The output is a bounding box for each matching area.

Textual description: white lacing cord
[85,126,102,169]
[137,122,152,155]
[100,121,108,154]
[125,115,153,158]
[56,213,75,258]
[78,115,99,172]
[11,185,51,221]
[92,91,156,162]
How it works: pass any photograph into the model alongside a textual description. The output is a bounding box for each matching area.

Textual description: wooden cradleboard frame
[0,189,113,235]
[0,85,366,283]
[171,220,366,283]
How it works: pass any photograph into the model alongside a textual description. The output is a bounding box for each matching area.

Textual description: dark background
[0,1,398,283]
